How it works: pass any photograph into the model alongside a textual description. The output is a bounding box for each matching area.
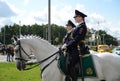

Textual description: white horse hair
[13,35,120,81]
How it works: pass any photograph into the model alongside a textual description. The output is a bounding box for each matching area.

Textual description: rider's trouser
[69,67,77,81]
[67,49,79,81]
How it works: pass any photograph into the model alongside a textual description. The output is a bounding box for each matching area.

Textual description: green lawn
[0,62,42,81]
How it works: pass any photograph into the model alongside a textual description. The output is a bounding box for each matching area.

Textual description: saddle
[58,53,97,78]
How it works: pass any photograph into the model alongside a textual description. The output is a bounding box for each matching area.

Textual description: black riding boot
[70,67,77,81]
[65,75,72,81]
[65,67,77,81]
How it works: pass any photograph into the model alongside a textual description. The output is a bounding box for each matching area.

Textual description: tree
[0,23,118,46]
[88,29,118,46]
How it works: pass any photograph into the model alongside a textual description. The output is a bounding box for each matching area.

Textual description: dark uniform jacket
[67,22,87,49]
[65,22,87,67]
[64,30,73,45]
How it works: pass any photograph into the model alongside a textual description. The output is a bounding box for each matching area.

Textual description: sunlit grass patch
[0,62,41,81]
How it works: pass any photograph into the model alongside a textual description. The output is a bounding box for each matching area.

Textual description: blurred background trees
[0,23,118,46]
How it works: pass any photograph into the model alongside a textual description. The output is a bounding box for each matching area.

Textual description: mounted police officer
[62,20,76,81]
[71,10,90,55]
[62,20,76,47]
[62,10,90,81]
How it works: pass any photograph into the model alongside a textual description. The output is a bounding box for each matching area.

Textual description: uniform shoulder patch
[79,28,83,34]
[70,33,73,39]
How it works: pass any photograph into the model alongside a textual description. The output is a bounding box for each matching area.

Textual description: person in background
[1,45,6,55]
[11,47,14,62]
[6,46,11,62]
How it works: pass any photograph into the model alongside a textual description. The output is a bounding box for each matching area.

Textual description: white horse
[13,36,120,81]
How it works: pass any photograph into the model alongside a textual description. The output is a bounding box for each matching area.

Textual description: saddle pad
[59,54,97,78]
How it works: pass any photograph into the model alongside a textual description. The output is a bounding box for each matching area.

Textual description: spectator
[11,47,14,62]
[1,45,6,55]
[6,46,11,62]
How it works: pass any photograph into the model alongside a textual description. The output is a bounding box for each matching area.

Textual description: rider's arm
[67,26,86,48]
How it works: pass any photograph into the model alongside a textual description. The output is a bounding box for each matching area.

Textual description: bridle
[15,40,61,75]
[15,40,32,62]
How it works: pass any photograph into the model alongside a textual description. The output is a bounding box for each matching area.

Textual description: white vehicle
[112,47,120,55]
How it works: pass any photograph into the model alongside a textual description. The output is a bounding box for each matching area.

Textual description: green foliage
[98,30,118,45]
[88,29,118,46]
[0,62,41,81]
[0,23,118,46]
[0,24,66,45]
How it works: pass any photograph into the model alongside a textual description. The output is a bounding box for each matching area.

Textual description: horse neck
[22,38,59,66]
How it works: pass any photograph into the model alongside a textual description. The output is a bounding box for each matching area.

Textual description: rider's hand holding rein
[61,43,67,50]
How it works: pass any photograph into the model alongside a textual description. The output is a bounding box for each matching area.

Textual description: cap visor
[73,15,77,18]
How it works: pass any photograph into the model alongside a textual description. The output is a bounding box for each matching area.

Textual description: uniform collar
[76,21,84,27]
[67,29,74,33]
[77,21,84,25]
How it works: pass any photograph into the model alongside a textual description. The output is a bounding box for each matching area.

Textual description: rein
[15,40,61,75]
[40,50,60,75]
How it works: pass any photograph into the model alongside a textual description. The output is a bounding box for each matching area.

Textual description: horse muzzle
[16,60,26,71]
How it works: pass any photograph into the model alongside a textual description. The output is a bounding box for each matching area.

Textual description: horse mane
[19,35,58,49]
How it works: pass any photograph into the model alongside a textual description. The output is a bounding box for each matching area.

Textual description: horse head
[12,35,59,71]
[12,36,36,71]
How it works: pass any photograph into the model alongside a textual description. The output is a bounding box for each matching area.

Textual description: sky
[0,0,120,40]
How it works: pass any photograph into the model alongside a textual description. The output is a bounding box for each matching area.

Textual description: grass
[0,62,42,81]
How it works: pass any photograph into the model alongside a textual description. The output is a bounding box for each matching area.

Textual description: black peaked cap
[74,10,87,18]
[66,20,76,27]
